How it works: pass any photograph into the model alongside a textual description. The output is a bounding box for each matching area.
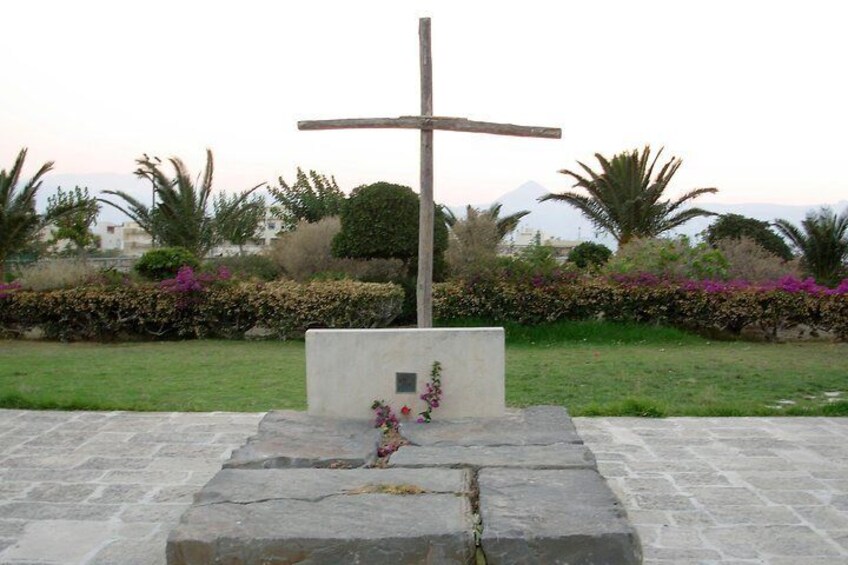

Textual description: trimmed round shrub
[135,247,199,280]
[568,242,613,269]
[331,182,448,278]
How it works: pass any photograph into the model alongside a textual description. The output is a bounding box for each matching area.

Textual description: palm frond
[664,187,718,215]
[0,149,56,270]
[99,190,154,233]
[214,182,267,226]
[658,207,717,234]
[495,210,530,238]
[543,146,718,243]
[441,205,458,227]
[774,208,848,286]
[773,218,806,251]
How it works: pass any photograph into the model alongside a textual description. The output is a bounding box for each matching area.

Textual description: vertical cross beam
[417,18,434,328]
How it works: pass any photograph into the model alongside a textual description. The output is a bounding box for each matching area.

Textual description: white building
[499,227,581,260]
[96,222,123,252]
[95,213,284,258]
[92,221,154,257]
[208,213,283,257]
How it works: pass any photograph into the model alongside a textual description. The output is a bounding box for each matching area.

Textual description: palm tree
[540,146,717,245]
[774,207,848,287]
[0,149,55,279]
[444,203,529,240]
[101,149,264,257]
[213,191,266,255]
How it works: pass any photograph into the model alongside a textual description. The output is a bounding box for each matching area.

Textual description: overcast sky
[2,0,846,207]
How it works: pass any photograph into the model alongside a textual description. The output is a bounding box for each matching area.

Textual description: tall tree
[705,213,793,261]
[774,207,848,287]
[45,186,101,254]
[100,150,264,257]
[269,167,345,232]
[0,148,78,278]
[213,191,266,255]
[540,146,717,244]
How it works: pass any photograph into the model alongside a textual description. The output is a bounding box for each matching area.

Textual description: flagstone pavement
[0,410,846,564]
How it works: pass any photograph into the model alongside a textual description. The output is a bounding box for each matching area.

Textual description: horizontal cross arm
[298,116,561,139]
[435,117,561,139]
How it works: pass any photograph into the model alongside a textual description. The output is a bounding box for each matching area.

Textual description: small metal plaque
[396,372,417,393]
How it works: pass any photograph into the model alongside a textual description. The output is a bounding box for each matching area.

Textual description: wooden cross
[298,17,561,328]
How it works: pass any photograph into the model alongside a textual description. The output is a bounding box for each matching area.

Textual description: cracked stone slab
[224,410,380,469]
[390,443,596,470]
[167,468,475,564]
[401,406,581,447]
[196,467,471,504]
[479,468,641,565]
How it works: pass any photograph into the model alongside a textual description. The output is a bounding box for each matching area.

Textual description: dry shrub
[717,237,801,282]
[16,260,100,291]
[445,211,500,279]
[267,217,403,282]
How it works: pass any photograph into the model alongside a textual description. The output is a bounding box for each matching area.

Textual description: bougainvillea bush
[0,273,403,341]
[434,274,848,340]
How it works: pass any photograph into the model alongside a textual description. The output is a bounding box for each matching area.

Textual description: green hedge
[434,279,848,340]
[0,281,403,341]
[135,247,199,280]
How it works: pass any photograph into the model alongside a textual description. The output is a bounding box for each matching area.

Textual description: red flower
[400,405,411,416]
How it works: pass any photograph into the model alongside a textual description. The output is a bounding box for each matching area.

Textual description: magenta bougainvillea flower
[417,361,443,423]
[0,281,21,299]
[159,266,231,294]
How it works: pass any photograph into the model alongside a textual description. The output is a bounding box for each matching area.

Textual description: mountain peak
[496,180,548,202]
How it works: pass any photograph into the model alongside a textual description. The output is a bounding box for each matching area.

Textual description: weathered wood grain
[418,17,434,328]
[298,117,561,139]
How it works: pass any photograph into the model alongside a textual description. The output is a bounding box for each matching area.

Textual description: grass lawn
[1,322,846,416]
[0,341,306,412]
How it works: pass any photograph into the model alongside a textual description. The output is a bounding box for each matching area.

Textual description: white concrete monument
[306,328,505,420]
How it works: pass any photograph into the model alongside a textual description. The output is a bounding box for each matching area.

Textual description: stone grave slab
[167,468,475,564]
[390,443,595,469]
[401,405,582,446]
[479,468,642,565]
[225,411,379,469]
[168,408,641,564]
